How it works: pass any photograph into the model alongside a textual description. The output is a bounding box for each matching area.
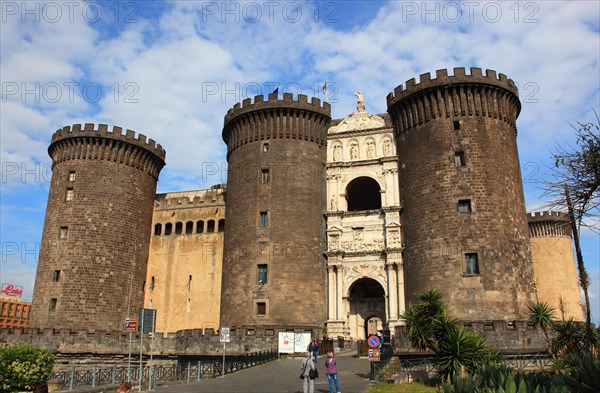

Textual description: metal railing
[49,350,278,390]
[370,352,554,382]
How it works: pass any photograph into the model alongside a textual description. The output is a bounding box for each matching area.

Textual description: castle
[29,68,582,344]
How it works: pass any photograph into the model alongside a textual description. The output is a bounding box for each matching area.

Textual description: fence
[370,352,554,382]
[49,350,278,390]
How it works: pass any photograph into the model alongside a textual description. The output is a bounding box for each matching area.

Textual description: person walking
[312,340,320,361]
[325,351,341,393]
[300,351,316,393]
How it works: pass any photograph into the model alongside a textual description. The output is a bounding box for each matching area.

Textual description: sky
[1,1,599,323]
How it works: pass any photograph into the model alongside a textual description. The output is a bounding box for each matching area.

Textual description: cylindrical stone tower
[30,123,166,331]
[220,93,331,331]
[387,68,535,320]
[528,211,583,320]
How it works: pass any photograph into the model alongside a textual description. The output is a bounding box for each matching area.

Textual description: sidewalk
[149,350,377,393]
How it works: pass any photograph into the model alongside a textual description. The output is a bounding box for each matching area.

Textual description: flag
[322,81,328,92]
[273,86,279,94]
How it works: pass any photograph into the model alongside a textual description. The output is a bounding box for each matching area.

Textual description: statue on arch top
[355,91,365,112]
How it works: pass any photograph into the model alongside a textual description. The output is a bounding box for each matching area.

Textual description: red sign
[1,283,23,298]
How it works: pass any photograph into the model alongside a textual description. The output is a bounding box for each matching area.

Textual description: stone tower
[528,211,583,320]
[220,93,331,331]
[387,68,535,320]
[30,124,166,331]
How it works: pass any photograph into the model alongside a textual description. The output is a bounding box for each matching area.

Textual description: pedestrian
[325,351,341,393]
[300,351,316,393]
[312,340,320,361]
[118,382,132,393]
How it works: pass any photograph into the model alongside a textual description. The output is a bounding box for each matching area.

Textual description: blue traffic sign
[367,335,380,348]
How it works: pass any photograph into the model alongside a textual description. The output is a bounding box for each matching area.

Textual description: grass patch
[365,381,438,393]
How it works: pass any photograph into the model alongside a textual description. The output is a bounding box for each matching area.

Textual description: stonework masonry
[145,188,225,333]
[30,124,165,331]
[387,68,536,320]
[528,211,583,320]
[220,93,331,331]
[19,69,583,357]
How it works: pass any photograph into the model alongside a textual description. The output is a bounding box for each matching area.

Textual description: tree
[543,113,599,339]
[401,288,497,381]
[528,301,556,357]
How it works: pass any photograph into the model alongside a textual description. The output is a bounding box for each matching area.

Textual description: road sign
[369,348,381,361]
[124,318,137,332]
[367,335,380,348]
[220,327,230,343]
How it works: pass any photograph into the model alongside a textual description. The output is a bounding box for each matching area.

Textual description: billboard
[1,283,23,298]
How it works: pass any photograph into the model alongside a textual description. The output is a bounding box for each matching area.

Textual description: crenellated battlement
[154,188,226,210]
[51,123,166,160]
[387,67,519,106]
[222,93,332,153]
[48,123,166,179]
[527,211,571,237]
[386,68,521,133]
[224,93,330,124]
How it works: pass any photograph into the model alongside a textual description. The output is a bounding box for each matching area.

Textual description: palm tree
[528,301,556,356]
[401,288,497,381]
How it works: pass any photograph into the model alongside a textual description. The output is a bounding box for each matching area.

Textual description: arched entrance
[348,278,386,340]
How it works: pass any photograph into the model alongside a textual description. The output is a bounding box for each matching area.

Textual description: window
[455,151,466,168]
[175,222,183,235]
[154,224,162,236]
[68,171,75,181]
[185,221,193,234]
[49,298,57,312]
[453,120,460,130]
[59,227,68,239]
[196,220,204,233]
[150,276,155,291]
[164,223,172,236]
[66,188,74,201]
[261,168,269,184]
[260,211,269,227]
[262,142,269,152]
[207,220,215,232]
[258,264,268,284]
[458,199,472,213]
[52,270,61,282]
[465,253,480,275]
[257,302,266,316]
[218,219,225,232]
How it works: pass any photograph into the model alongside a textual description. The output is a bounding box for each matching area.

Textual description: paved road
[150,350,377,393]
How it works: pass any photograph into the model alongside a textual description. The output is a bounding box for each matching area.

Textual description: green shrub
[0,344,54,392]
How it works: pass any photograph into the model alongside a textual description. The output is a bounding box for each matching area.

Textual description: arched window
[218,219,225,232]
[164,223,172,236]
[196,220,204,234]
[207,220,215,232]
[154,223,162,236]
[175,222,183,234]
[185,221,193,234]
[346,177,381,211]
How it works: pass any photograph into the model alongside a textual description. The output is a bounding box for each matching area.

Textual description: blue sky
[1,1,599,322]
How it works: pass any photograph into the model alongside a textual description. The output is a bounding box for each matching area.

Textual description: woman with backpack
[325,351,341,393]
